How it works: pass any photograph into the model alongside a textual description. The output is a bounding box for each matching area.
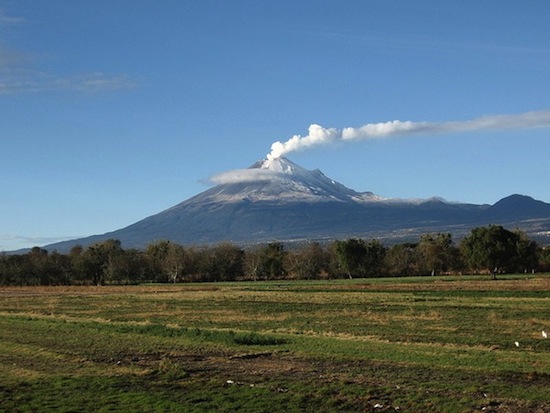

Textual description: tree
[460,225,538,278]
[243,246,263,281]
[513,230,538,273]
[27,247,49,285]
[109,248,148,284]
[0,253,33,285]
[69,245,86,284]
[145,241,169,281]
[335,238,366,278]
[363,239,387,276]
[257,242,286,280]
[201,242,243,281]
[163,243,188,283]
[385,243,420,277]
[145,241,191,283]
[334,238,386,278]
[45,251,71,285]
[77,239,124,285]
[417,233,458,276]
[538,247,550,272]
[286,242,328,279]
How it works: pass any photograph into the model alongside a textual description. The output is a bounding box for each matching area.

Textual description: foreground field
[1,275,549,412]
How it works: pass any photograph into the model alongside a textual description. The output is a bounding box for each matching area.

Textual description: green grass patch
[1,276,550,412]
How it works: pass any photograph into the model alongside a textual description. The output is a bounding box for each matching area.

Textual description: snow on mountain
[35,157,550,252]
[198,157,382,204]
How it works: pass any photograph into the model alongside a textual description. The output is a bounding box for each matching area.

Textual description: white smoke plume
[267,109,550,160]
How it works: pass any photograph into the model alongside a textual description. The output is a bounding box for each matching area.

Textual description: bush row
[1,225,548,285]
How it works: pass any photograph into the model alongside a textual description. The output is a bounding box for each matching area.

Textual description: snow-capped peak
[193,157,382,205]
[256,157,305,174]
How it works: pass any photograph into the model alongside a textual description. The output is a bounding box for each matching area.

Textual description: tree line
[1,225,549,286]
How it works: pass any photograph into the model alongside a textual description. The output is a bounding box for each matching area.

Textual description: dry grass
[1,275,550,412]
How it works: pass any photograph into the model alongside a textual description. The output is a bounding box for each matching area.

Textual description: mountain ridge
[35,158,550,252]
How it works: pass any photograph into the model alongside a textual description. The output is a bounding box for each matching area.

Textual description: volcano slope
[44,157,550,251]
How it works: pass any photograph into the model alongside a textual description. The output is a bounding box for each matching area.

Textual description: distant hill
[42,157,550,252]
[485,194,550,220]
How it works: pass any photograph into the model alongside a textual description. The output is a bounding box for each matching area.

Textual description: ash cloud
[267,109,550,160]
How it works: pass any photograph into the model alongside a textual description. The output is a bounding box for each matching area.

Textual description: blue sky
[1,1,550,251]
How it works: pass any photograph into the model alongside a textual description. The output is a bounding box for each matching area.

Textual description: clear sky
[1,1,550,251]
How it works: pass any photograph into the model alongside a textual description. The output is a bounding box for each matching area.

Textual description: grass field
[1,275,550,412]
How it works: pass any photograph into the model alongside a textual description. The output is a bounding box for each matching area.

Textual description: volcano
[197,157,381,204]
[44,157,550,251]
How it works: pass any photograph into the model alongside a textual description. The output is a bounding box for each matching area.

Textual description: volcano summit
[206,157,381,204]
[44,158,550,251]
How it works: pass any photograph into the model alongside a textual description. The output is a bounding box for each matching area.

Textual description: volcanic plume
[267,109,550,160]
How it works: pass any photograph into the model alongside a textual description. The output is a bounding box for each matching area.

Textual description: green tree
[363,239,387,276]
[77,239,124,285]
[0,253,33,285]
[460,225,538,278]
[334,238,386,278]
[201,242,243,281]
[385,243,420,276]
[538,247,550,272]
[45,251,71,285]
[69,245,86,284]
[27,247,49,285]
[417,233,458,276]
[513,230,539,273]
[109,248,148,284]
[145,241,168,281]
[257,242,286,280]
[335,238,366,278]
